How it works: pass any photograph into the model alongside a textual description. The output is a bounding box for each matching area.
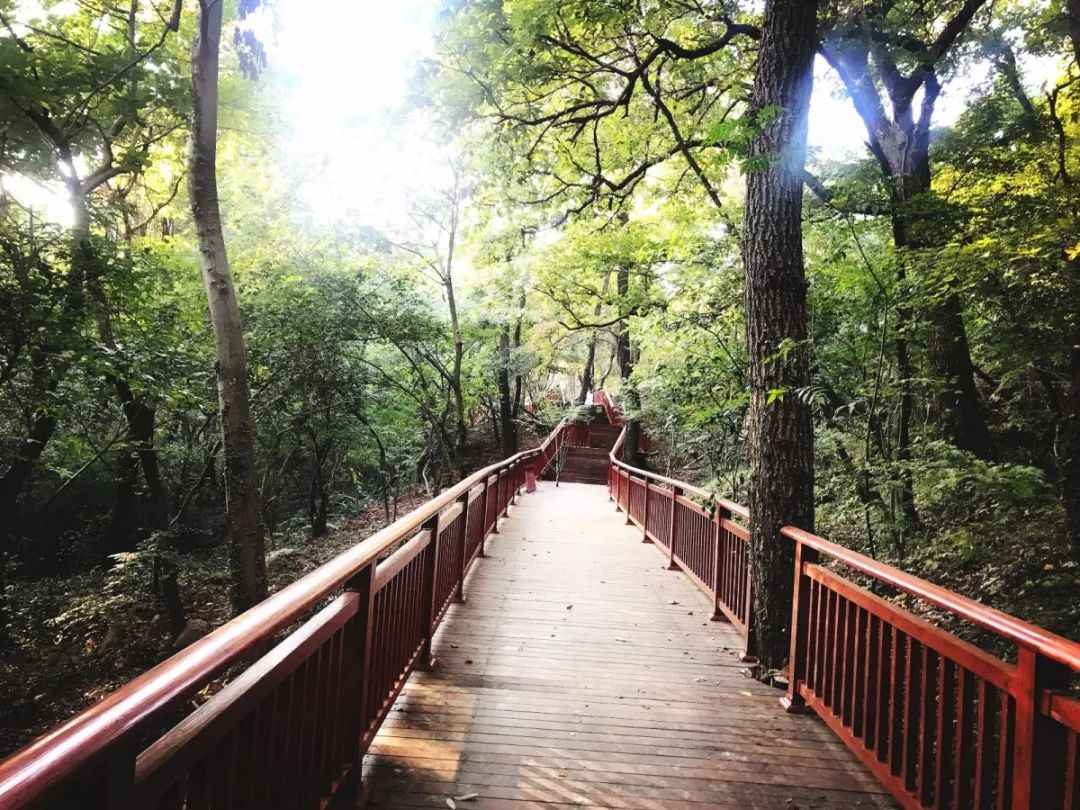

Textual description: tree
[0,0,186,638]
[189,0,266,612]
[742,0,819,668]
[819,0,996,465]
[392,165,470,474]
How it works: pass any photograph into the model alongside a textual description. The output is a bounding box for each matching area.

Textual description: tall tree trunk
[512,292,525,418]
[578,339,596,405]
[1059,2,1080,558]
[498,327,517,455]
[189,0,267,613]
[883,116,995,463]
[444,205,467,469]
[578,272,610,404]
[742,0,818,670]
[1062,323,1080,557]
[1068,0,1080,66]
[614,264,643,467]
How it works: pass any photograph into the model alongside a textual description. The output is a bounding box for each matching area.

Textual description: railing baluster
[783,538,817,713]
[667,486,681,570]
[641,479,651,542]
[455,491,469,603]
[418,512,441,671]
[710,505,727,623]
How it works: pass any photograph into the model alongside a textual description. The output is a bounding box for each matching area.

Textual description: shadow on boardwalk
[364,481,898,809]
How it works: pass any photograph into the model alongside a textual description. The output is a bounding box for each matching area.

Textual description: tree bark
[578,338,597,405]
[614,264,643,467]
[512,293,525,419]
[1069,0,1080,66]
[498,327,518,455]
[827,30,995,463]
[189,0,267,613]
[742,0,818,670]
[1062,324,1080,557]
[881,114,995,463]
[1060,0,1080,558]
[443,200,467,470]
[578,272,610,404]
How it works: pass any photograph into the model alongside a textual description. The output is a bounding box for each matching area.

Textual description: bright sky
[270,0,445,231]
[273,3,1063,227]
[2,1,1067,228]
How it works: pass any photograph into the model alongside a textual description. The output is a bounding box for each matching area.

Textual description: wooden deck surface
[364,482,897,809]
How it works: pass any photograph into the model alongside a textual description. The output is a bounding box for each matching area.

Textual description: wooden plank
[364,482,897,808]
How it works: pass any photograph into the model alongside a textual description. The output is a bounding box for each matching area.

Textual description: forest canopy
[1,0,1079,752]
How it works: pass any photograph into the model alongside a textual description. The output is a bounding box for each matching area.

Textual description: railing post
[345,560,376,800]
[490,473,500,534]
[641,478,652,543]
[743,546,756,663]
[711,503,730,623]
[509,461,517,506]
[499,469,509,518]
[455,490,469,604]
[1012,648,1071,808]
[478,478,490,557]
[667,486,681,570]
[418,513,440,671]
[625,476,633,525]
[781,537,816,713]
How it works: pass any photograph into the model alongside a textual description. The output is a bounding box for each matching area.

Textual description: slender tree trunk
[1058,16,1080,558]
[1069,0,1080,66]
[614,264,643,467]
[189,0,266,613]
[512,293,525,418]
[444,210,467,468]
[742,0,818,670]
[578,272,610,404]
[498,327,517,455]
[307,433,332,538]
[578,339,596,405]
[1061,323,1080,557]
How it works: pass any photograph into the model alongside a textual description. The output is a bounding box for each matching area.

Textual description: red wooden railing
[592,388,623,426]
[607,423,755,658]
[0,418,578,809]
[782,526,1080,810]
[603,391,1080,810]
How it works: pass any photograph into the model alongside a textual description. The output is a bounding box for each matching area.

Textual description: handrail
[781,525,1080,671]
[607,425,748,519]
[592,388,622,426]
[0,418,576,807]
[608,416,1080,668]
[600,389,1080,809]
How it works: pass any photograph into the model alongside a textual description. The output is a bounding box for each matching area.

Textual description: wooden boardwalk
[364,482,898,809]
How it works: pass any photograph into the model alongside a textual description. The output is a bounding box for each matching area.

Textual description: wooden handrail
[0,424,570,807]
[781,524,1080,671]
[599,389,1080,809]
[607,424,748,519]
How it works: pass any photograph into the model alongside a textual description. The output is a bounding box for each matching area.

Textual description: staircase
[559,446,610,484]
[557,414,622,485]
